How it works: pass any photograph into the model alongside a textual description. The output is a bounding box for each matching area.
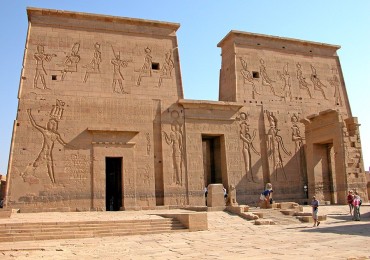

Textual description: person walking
[311,196,320,227]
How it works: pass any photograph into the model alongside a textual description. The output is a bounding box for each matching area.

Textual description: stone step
[296,215,327,223]
[0,218,188,242]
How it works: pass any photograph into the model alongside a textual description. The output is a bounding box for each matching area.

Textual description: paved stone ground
[0,205,369,259]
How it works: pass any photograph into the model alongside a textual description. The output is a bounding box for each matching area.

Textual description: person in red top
[352,193,361,221]
[347,190,354,216]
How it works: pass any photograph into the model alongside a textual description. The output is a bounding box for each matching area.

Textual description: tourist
[223,186,228,200]
[311,196,320,227]
[204,186,208,206]
[352,192,361,221]
[347,190,354,215]
[259,184,273,208]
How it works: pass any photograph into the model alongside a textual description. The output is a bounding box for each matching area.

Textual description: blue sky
[0,0,369,174]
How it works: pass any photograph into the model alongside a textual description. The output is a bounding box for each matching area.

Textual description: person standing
[347,190,354,216]
[352,193,361,221]
[311,196,320,227]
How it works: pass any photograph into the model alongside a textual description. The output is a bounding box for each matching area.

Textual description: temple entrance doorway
[202,135,224,186]
[313,143,335,203]
[106,157,123,211]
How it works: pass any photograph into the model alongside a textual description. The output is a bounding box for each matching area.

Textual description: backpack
[359,199,362,206]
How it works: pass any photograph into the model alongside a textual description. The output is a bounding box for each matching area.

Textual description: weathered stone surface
[4,7,368,212]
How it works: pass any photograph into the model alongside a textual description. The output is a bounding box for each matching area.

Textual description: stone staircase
[227,202,327,225]
[0,218,188,242]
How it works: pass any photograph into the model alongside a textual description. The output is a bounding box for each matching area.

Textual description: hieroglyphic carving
[33,45,56,89]
[260,59,277,96]
[111,45,131,94]
[266,111,291,181]
[83,42,102,83]
[239,112,260,182]
[145,132,151,155]
[291,114,306,177]
[328,74,342,106]
[137,47,152,86]
[278,63,292,101]
[163,110,183,186]
[60,43,80,80]
[158,50,174,87]
[138,164,151,186]
[310,65,328,100]
[24,100,67,183]
[64,154,89,181]
[296,63,312,98]
[239,57,260,96]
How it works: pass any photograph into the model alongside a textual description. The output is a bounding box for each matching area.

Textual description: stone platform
[0,205,369,259]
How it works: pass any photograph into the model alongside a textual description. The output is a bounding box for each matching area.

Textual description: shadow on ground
[300,211,370,237]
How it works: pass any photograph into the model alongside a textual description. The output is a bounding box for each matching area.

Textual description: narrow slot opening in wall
[152,62,160,70]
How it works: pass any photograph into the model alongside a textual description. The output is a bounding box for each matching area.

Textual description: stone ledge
[0,209,11,218]
[254,219,276,225]
[158,212,208,231]
[297,215,327,222]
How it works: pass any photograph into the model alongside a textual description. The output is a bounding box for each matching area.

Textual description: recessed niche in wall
[152,62,160,70]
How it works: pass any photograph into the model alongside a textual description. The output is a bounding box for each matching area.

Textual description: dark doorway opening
[202,135,223,186]
[106,157,123,211]
[313,143,334,203]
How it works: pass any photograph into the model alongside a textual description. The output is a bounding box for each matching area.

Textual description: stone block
[0,209,11,218]
[207,184,225,207]
[254,219,276,225]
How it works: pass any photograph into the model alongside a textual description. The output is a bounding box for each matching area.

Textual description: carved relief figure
[111,46,130,94]
[83,42,102,83]
[137,47,152,86]
[239,57,260,95]
[266,111,291,181]
[291,114,306,176]
[296,63,312,98]
[158,50,174,87]
[260,59,277,96]
[33,45,56,89]
[328,74,342,106]
[278,63,292,101]
[146,132,151,155]
[60,43,80,80]
[310,65,328,100]
[163,111,183,186]
[26,101,67,183]
[239,112,260,182]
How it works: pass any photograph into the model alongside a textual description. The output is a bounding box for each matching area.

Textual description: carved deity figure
[61,43,80,80]
[163,121,183,185]
[111,50,129,94]
[33,45,56,89]
[310,65,328,100]
[26,109,67,183]
[278,63,292,101]
[296,63,312,98]
[239,113,260,182]
[137,47,153,86]
[266,111,291,181]
[158,50,174,87]
[291,114,306,176]
[260,59,277,96]
[83,42,102,83]
[328,74,342,106]
[240,57,260,95]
